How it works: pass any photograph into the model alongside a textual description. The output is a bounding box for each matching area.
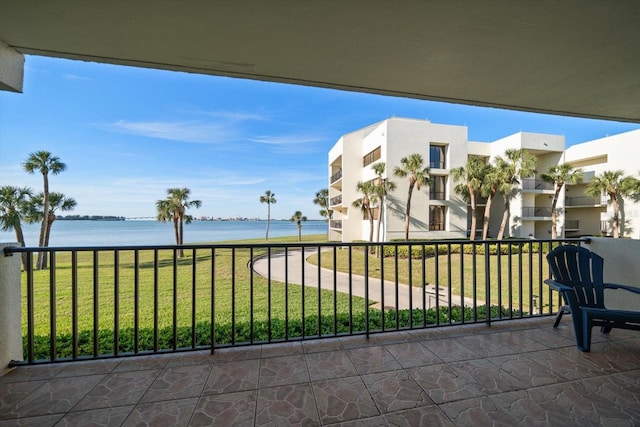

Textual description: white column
[0,243,24,373]
[0,39,24,93]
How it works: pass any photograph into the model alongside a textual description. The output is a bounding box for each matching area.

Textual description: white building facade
[328,118,640,242]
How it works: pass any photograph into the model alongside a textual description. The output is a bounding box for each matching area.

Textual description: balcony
[1,238,639,424]
[330,169,342,184]
[330,194,342,207]
[565,196,607,207]
[565,219,580,231]
[522,206,552,218]
[329,219,342,229]
[522,179,554,192]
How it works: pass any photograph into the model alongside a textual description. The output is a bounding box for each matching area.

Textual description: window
[430,176,446,200]
[363,147,381,167]
[429,144,446,169]
[429,206,446,231]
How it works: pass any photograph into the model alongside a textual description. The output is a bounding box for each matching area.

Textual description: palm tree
[352,180,377,249]
[30,192,77,247]
[0,186,34,269]
[371,162,396,245]
[156,188,202,257]
[393,153,430,240]
[495,149,536,240]
[586,170,639,238]
[259,190,276,241]
[22,151,67,269]
[290,211,307,242]
[451,155,487,240]
[313,189,331,220]
[542,163,583,238]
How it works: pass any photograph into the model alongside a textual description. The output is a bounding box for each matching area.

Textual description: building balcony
[329,219,342,229]
[330,169,342,185]
[522,178,554,192]
[330,194,342,207]
[565,196,608,207]
[522,206,552,218]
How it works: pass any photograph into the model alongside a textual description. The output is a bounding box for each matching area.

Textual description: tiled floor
[1,317,639,426]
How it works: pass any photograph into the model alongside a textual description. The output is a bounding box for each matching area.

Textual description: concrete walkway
[251,248,476,310]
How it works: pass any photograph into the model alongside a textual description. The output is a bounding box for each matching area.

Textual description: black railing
[522,179,554,191]
[330,195,342,206]
[3,238,587,364]
[565,196,607,207]
[330,169,342,184]
[329,220,342,229]
[522,206,553,217]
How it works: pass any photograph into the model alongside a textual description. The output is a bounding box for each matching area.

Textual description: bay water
[0,220,329,247]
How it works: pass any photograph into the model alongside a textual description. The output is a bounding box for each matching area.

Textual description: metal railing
[3,238,587,364]
[565,196,607,207]
[522,206,553,217]
[329,219,342,229]
[330,169,342,184]
[522,179,554,191]
[330,195,342,206]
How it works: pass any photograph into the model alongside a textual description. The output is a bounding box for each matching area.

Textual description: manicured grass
[23,234,371,359]
[307,242,560,314]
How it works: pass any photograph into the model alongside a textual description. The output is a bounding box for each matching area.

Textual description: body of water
[0,220,328,247]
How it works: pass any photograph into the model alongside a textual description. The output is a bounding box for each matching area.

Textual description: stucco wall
[0,243,23,373]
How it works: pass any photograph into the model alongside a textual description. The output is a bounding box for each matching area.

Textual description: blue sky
[1,55,639,220]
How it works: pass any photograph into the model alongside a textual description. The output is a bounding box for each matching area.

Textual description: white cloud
[108,120,233,144]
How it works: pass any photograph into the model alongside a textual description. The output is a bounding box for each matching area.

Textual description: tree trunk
[468,186,477,240]
[368,207,375,253]
[482,192,495,240]
[297,224,302,242]
[550,184,561,239]
[375,197,383,257]
[405,183,415,241]
[36,174,50,270]
[13,224,28,270]
[43,211,55,247]
[497,197,510,240]
[265,204,271,241]
[611,194,620,238]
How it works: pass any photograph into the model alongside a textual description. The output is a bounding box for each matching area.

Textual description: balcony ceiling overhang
[1,1,639,123]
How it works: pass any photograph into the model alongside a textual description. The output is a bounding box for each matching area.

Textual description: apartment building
[328,118,640,242]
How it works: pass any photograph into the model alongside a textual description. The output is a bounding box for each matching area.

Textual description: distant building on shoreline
[328,117,640,242]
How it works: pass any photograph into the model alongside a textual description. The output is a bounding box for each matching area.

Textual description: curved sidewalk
[251,248,474,310]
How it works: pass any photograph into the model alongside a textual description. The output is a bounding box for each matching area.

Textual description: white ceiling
[1,1,639,122]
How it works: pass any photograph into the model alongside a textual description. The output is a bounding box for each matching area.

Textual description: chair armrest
[544,279,573,293]
[604,283,640,295]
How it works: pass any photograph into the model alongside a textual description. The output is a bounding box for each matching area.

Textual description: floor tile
[347,346,401,375]
[407,364,484,404]
[72,370,160,411]
[56,405,134,427]
[139,364,211,403]
[383,405,454,427]
[361,370,433,413]
[259,354,309,388]
[203,359,260,395]
[122,398,198,427]
[256,383,320,426]
[312,376,379,424]
[306,350,357,381]
[190,390,256,426]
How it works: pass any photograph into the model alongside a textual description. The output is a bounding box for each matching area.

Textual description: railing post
[1,244,24,372]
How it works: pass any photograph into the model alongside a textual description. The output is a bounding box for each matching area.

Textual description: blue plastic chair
[545,245,640,352]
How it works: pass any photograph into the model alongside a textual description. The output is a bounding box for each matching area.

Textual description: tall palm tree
[22,151,67,269]
[585,170,639,238]
[352,180,378,249]
[495,149,537,240]
[451,155,487,240]
[30,192,77,247]
[371,162,396,245]
[156,188,202,257]
[290,211,307,242]
[393,153,430,240]
[313,189,331,220]
[259,190,276,241]
[542,163,583,238]
[0,186,34,269]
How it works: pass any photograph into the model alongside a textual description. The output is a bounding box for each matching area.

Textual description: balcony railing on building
[330,169,342,184]
[329,219,342,229]
[522,179,554,191]
[522,206,552,217]
[565,220,580,231]
[3,238,586,365]
[330,194,342,206]
[565,196,607,207]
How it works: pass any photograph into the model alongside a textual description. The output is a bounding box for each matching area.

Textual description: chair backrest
[546,245,606,309]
